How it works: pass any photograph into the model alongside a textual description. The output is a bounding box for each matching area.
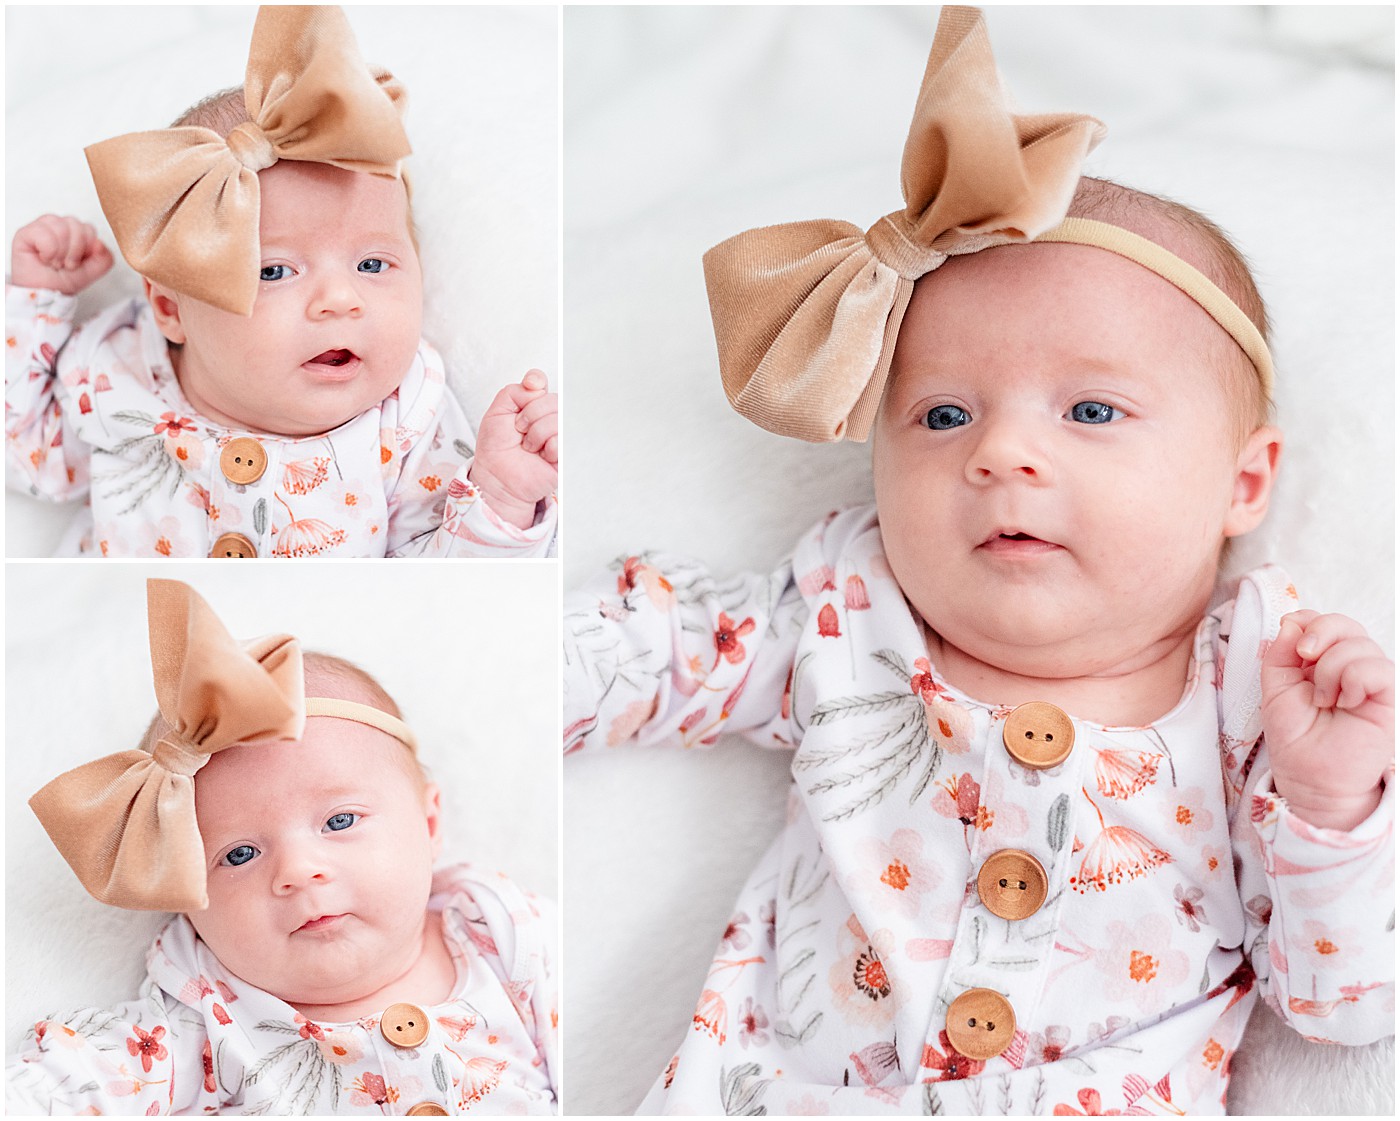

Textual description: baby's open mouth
[307,349,356,367]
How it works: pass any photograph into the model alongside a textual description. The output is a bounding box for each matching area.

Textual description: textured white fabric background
[4,4,558,556]
[562,5,1394,1115]
[6,563,559,1055]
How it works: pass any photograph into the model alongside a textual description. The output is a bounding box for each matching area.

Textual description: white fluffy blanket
[6,564,558,1054]
[4,5,557,555]
[562,6,1394,1115]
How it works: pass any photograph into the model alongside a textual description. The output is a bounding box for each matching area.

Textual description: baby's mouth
[306,349,356,368]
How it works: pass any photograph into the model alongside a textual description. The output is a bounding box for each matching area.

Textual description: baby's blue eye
[357,258,388,274]
[1068,401,1122,424]
[924,405,971,430]
[259,265,291,282]
[222,844,258,867]
[325,812,358,832]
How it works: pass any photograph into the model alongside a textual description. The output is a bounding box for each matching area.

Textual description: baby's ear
[423,783,444,860]
[144,278,187,345]
[1224,424,1283,538]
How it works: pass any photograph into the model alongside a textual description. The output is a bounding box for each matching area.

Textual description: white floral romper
[564,506,1393,1115]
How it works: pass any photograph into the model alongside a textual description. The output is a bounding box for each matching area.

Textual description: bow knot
[864,213,950,281]
[151,733,209,778]
[226,120,277,173]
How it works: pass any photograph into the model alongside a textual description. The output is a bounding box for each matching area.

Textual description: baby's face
[153,162,423,437]
[188,713,439,1009]
[873,243,1270,680]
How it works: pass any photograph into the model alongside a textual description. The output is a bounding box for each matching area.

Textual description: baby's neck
[287,910,457,1024]
[925,624,1200,728]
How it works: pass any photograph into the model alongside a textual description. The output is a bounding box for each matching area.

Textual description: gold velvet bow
[29,580,305,912]
[703,6,1105,442]
[85,5,411,317]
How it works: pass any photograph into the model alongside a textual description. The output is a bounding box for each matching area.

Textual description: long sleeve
[5,286,90,501]
[1220,568,1395,1045]
[563,546,808,755]
[6,982,207,1116]
[384,356,557,559]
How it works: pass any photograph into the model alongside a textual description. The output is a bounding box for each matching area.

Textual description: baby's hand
[1261,610,1394,831]
[11,215,114,295]
[468,370,559,529]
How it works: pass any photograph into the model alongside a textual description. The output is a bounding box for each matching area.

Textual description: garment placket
[921,703,1095,1077]
[207,434,282,557]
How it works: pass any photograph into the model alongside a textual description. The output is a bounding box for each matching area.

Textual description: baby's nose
[964,417,1051,484]
[310,274,363,319]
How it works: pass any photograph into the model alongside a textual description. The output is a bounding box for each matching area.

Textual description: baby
[563,7,1393,1115]
[5,6,558,558]
[9,580,558,1115]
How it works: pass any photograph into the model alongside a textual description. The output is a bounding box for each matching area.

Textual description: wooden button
[209,532,256,559]
[1002,701,1074,769]
[977,849,1048,920]
[380,1002,429,1048]
[945,988,1016,1060]
[219,437,267,484]
[405,1104,450,1116]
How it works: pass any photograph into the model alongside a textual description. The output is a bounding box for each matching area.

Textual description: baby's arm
[384,353,557,558]
[565,548,806,756]
[468,370,558,530]
[6,216,112,500]
[1223,577,1394,1045]
[6,986,206,1115]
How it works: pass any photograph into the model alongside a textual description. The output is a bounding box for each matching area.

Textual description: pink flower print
[316,1030,363,1065]
[1023,1025,1071,1067]
[282,456,330,495]
[978,767,1030,845]
[714,612,756,665]
[1173,884,1207,932]
[215,980,237,1003]
[932,773,993,842]
[619,556,676,609]
[844,574,870,610]
[153,412,196,437]
[460,1057,507,1106]
[294,1013,325,1041]
[692,988,729,1043]
[126,1025,167,1073]
[1093,914,1191,1014]
[1052,1087,1125,1115]
[1071,826,1171,893]
[212,1003,231,1025]
[759,900,777,948]
[850,1040,901,1089]
[721,911,752,951]
[436,1013,478,1042]
[608,697,658,746]
[150,516,189,559]
[817,603,841,637]
[1200,844,1226,881]
[797,564,837,595]
[789,1093,832,1115]
[921,1030,986,1082]
[1290,919,1360,971]
[94,372,112,393]
[1161,786,1215,839]
[910,657,942,702]
[78,392,92,414]
[736,997,769,1048]
[348,1072,396,1108]
[1086,1014,1132,1044]
[828,915,897,1029]
[850,828,941,918]
[164,429,204,469]
[925,694,973,755]
[1092,747,1161,800]
[202,1039,216,1093]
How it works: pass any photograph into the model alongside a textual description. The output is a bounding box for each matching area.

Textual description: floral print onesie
[563,506,1394,1115]
[5,288,557,557]
[7,864,558,1115]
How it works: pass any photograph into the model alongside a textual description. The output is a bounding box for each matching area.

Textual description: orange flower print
[852,947,891,1000]
[419,474,442,492]
[829,916,896,1029]
[436,1013,479,1042]
[1202,1039,1225,1071]
[1092,747,1161,800]
[126,1025,167,1073]
[380,444,393,465]
[1160,786,1215,840]
[271,507,348,558]
[154,537,172,556]
[850,828,940,918]
[1071,825,1171,892]
[459,1056,508,1106]
[282,456,330,495]
[316,1030,363,1065]
[692,988,728,1043]
[1290,919,1360,971]
[714,612,756,665]
[816,603,841,637]
[1093,914,1190,1014]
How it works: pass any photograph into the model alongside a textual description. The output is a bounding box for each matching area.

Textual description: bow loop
[29,581,305,911]
[86,5,410,315]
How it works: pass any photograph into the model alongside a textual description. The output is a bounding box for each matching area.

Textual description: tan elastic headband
[306,696,418,752]
[702,6,1273,443]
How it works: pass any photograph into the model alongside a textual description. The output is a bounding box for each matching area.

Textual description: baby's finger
[1335,657,1395,711]
[520,369,549,392]
[62,217,93,270]
[521,412,559,455]
[1310,635,1388,708]
[541,433,559,465]
[22,217,66,266]
[1295,612,1370,663]
[514,392,558,432]
[1263,612,1318,672]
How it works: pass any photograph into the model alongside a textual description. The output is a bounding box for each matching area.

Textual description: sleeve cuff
[1252,769,1394,855]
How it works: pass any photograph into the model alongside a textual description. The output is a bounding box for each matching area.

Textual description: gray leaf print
[253,497,267,536]
[1047,793,1070,852]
